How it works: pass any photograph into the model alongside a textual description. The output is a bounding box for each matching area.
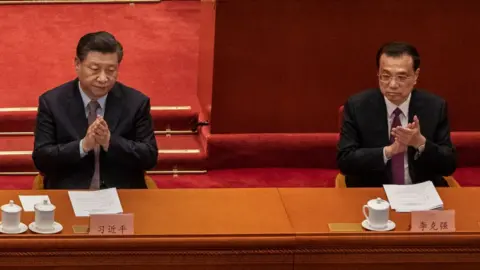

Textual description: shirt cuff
[414,143,426,160]
[79,139,87,158]
[383,147,390,164]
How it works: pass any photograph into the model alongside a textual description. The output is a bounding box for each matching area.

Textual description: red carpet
[1,167,478,190]
[0,1,200,108]
[151,168,338,188]
[0,107,199,132]
[0,168,338,190]
[0,1,210,186]
[0,1,478,190]
[0,134,207,172]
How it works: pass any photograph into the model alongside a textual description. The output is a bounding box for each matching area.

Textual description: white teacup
[363,198,390,229]
[1,200,22,233]
[34,200,56,231]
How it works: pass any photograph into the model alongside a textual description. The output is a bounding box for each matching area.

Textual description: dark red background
[198,0,480,133]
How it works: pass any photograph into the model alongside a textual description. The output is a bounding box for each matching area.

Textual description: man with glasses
[337,42,456,187]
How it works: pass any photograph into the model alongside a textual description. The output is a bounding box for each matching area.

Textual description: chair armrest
[444,176,461,188]
[33,174,44,190]
[335,173,346,188]
[144,175,158,189]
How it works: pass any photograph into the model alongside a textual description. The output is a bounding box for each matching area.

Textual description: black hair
[376,42,420,71]
[76,31,123,63]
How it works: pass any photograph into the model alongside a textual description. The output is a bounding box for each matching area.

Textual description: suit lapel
[372,89,393,183]
[67,80,89,139]
[104,84,123,133]
[407,89,424,124]
[370,89,390,146]
[407,89,423,183]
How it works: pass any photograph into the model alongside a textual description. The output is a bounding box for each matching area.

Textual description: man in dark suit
[337,42,456,187]
[32,31,158,189]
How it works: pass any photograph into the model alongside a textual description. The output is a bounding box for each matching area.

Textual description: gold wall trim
[159,149,200,154]
[0,132,34,136]
[146,170,207,175]
[0,150,202,155]
[154,130,196,135]
[0,130,195,136]
[0,107,37,112]
[0,0,160,4]
[0,151,31,155]
[0,106,190,112]
[0,170,207,176]
[151,106,191,110]
[0,172,38,176]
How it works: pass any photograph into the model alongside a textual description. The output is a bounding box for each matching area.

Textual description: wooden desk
[2,188,480,269]
[0,189,295,270]
[279,187,480,270]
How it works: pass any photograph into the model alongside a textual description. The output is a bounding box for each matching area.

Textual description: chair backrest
[338,105,344,132]
[452,132,480,167]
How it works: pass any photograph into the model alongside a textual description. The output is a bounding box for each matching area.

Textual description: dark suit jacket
[32,79,158,189]
[337,88,456,187]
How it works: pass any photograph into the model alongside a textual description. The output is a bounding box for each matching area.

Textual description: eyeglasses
[378,74,413,84]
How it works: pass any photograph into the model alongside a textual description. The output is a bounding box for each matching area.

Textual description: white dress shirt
[383,93,412,185]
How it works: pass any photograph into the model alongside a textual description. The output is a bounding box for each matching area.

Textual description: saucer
[362,220,396,231]
[0,222,28,234]
[29,222,63,234]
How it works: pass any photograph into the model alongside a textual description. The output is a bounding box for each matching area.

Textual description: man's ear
[413,68,420,85]
[74,57,80,72]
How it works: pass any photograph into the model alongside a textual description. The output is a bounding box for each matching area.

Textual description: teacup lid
[367,197,390,210]
[34,200,55,212]
[1,200,22,213]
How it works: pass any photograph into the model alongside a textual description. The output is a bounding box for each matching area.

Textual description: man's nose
[97,71,108,82]
[388,78,399,88]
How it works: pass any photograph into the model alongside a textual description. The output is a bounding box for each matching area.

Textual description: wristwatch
[414,143,426,160]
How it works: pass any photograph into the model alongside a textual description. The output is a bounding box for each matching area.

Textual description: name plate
[89,213,134,235]
[411,210,455,232]
[328,223,363,232]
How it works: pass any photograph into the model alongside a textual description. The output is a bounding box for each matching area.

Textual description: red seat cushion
[206,133,339,169]
[453,167,480,187]
[0,176,35,189]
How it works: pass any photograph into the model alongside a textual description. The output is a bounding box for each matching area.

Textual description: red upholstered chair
[32,173,158,190]
[336,106,461,188]
[451,132,480,186]
[335,173,459,188]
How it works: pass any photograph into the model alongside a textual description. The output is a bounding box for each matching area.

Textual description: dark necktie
[88,100,100,189]
[391,108,404,185]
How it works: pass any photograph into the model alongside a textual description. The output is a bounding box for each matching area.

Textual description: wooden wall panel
[201,0,480,133]
[197,0,215,120]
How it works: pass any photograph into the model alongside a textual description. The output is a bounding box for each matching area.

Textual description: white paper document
[68,188,123,217]
[19,195,51,212]
[383,181,444,212]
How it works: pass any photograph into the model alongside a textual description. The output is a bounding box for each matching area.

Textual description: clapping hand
[93,116,110,151]
[391,115,426,148]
